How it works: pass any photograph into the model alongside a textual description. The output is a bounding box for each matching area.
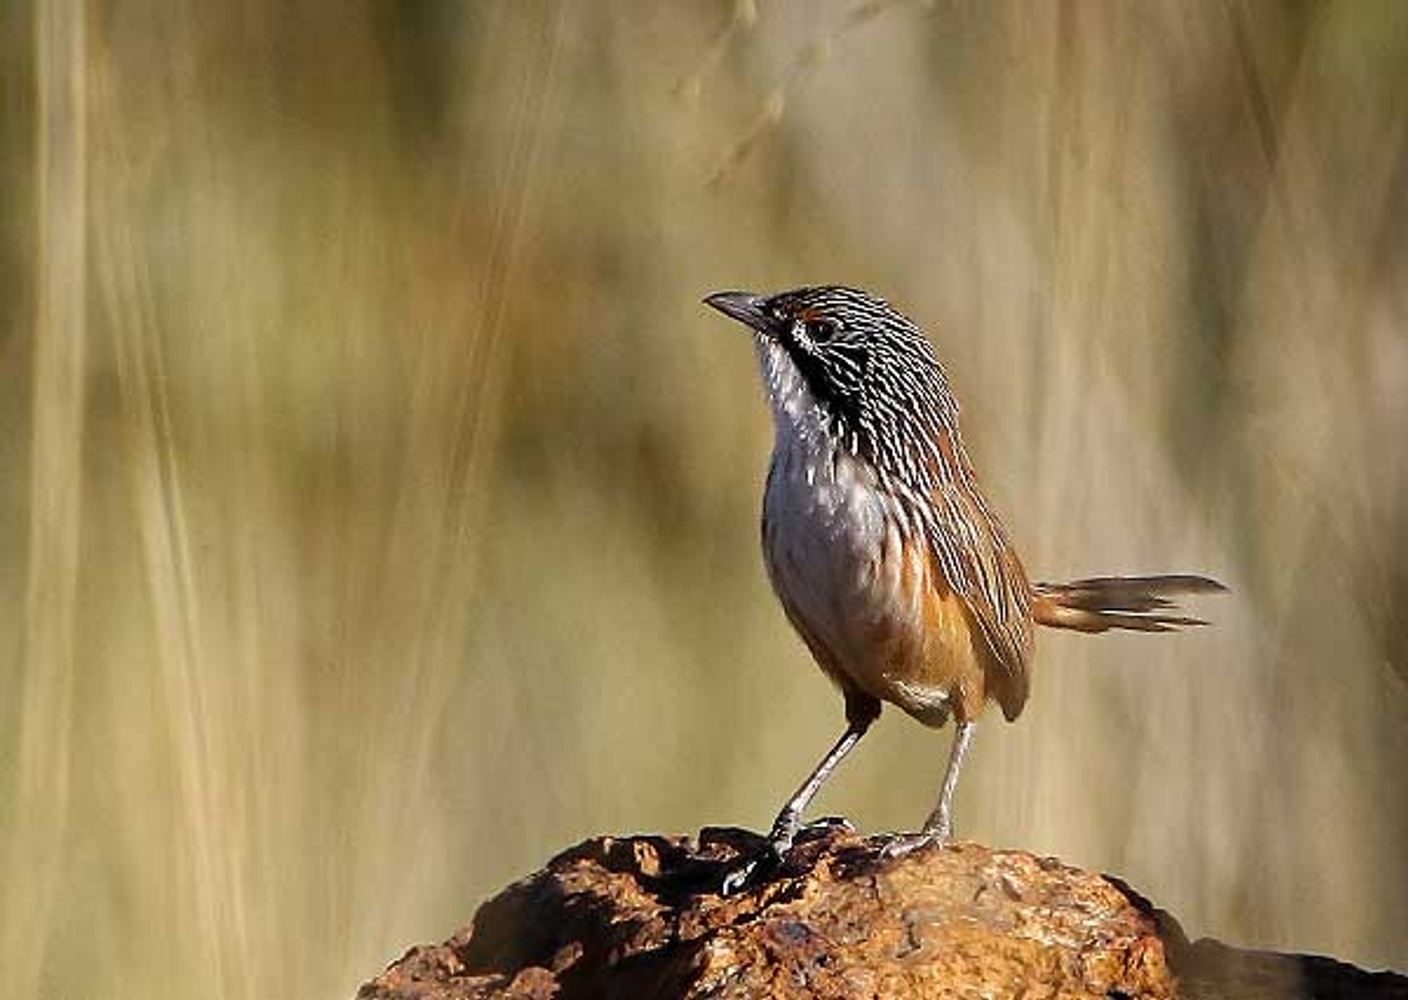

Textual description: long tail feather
[1032,575,1225,633]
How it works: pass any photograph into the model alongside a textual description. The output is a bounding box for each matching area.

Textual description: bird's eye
[804,318,836,343]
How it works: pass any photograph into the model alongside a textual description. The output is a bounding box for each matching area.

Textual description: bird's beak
[704,290,770,332]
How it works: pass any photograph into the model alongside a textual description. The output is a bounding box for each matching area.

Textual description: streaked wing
[861,351,1036,718]
[914,476,1034,720]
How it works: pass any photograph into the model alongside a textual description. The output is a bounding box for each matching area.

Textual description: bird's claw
[796,815,855,839]
[719,858,758,896]
[719,842,784,896]
[719,815,857,896]
[877,830,944,860]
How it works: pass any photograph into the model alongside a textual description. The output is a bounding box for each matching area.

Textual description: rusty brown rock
[356,827,1407,999]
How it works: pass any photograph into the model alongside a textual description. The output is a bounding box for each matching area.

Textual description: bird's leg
[922,719,975,841]
[882,720,976,858]
[721,695,878,895]
[765,719,870,853]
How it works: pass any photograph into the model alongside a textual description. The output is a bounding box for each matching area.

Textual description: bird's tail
[1031,575,1225,633]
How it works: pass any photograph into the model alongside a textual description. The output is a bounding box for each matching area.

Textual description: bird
[704,285,1223,889]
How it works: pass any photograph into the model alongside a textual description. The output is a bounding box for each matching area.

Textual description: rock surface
[356,826,1407,999]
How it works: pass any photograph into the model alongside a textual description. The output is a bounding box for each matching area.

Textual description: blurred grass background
[2,1,1407,997]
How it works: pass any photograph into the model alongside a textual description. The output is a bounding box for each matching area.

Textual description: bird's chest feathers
[761,401,929,674]
[755,337,978,722]
[764,438,886,590]
[756,337,887,599]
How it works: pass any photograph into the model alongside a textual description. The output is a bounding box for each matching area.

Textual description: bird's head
[704,285,956,460]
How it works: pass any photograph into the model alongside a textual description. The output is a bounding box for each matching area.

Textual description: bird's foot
[719,836,785,896]
[719,852,773,896]
[719,815,855,896]
[877,828,947,860]
[794,815,855,840]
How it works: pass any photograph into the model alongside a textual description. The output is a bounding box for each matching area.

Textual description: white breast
[754,337,926,687]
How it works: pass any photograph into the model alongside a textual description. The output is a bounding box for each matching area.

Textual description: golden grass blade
[2,5,87,996]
